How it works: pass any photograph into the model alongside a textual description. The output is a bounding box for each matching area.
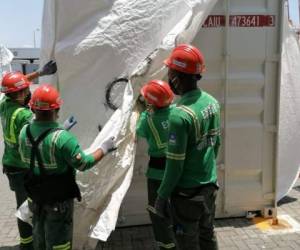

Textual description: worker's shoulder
[169,105,191,124]
[201,91,219,105]
[0,97,14,114]
[140,110,149,118]
[53,129,79,151]
[0,96,7,110]
[17,107,33,119]
[56,128,76,142]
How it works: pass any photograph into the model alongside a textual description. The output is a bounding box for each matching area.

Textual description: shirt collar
[178,89,202,104]
[33,120,59,127]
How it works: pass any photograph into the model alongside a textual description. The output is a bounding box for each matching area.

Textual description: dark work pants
[30,199,74,250]
[147,179,177,249]
[6,170,33,250]
[171,185,219,250]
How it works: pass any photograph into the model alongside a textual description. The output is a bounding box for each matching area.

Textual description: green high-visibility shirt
[0,96,33,168]
[136,106,173,180]
[158,89,221,199]
[19,121,96,175]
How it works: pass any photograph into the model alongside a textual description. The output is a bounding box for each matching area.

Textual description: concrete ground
[1,171,300,250]
[97,183,300,250]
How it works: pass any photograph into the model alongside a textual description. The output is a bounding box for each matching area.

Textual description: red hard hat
[0,72,32,93]
[29,84,63,110]
[141,80,174,108]
[164,44,206,74]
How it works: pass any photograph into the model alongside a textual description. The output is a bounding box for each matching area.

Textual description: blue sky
[0,0,43,48]
[0,0,299,48]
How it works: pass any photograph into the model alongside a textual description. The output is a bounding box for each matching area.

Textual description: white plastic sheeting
[0,44,13,76]
[0,44,12,149]
[40,0,217,248]
[277,4,300,201]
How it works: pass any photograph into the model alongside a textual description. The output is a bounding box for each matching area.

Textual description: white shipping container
[119,0,294,226]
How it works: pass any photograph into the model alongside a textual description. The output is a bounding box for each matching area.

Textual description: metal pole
[33,31,36,48]
[287,0,290,21]
[298,0,300,24]
[33,28,40,48]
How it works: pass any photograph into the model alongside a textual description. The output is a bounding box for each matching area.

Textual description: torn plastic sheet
[277,4,300,201]
[39,0,218,248]
[15,200,33,226]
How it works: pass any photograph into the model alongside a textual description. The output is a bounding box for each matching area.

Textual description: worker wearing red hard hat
[18,84,115,250]
[136,79,177,249]
[155,44,221,250]
[0,60,57,250]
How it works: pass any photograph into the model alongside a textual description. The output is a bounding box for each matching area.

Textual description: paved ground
[0,172,19,249]
[97,185,300,250]
[1,171,300,250]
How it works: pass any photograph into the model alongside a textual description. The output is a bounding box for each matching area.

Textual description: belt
[3,165,28,174]
[31,199,72,214]
[174,182,219,199]
[148,156,166,170]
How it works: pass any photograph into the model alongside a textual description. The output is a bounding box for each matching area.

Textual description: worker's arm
[26,72,39,81]
[26,60,57,81]
[62,133,116,171]
[209,102,221,158]
[136,111,148,138]
[16,108,34,128]
[157,113,188,199]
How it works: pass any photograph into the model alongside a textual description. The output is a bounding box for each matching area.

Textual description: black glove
[39,60,57,76]
[154,196,170,218]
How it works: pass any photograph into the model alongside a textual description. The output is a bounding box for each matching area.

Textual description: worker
[0,61,57,250]
[18,84,116,250]
[154,44,221,250]
[136,80,177,250]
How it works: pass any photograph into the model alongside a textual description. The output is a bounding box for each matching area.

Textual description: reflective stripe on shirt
[4,107,25,144]
[147,116,167,149]
[176,105,201,142]
[19,125,63,169]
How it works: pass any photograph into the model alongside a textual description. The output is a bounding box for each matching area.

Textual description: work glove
[99,136,116,155]
[63,116,77,130]
[154,196,171,219]
[136,95,146,113]
[38,60,57,76]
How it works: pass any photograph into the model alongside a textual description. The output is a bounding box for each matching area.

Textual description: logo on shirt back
[169,133,177,145]
[161,120,169,130]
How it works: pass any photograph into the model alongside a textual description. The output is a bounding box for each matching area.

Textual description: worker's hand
[154,196,171,219]
[63,116,77,130]
[99,136,116,155]
[39,60,57,76]
[136,94,146,110]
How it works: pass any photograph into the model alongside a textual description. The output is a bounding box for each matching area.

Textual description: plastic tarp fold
[277,4,300,201]
[40,0,217,249]
[0,44,13,76]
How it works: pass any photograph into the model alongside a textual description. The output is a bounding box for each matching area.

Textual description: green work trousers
[147,178,177,250]
[6,169,33,250]
[171,185,219,250]
[30,199,73,250]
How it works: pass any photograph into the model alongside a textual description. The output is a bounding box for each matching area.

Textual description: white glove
[63,116,77,130]
[99,136,116,155]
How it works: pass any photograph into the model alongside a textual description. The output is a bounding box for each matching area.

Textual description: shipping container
[119,0,289,226]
